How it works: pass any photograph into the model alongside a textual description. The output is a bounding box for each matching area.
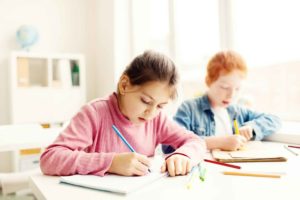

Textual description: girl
[40,51,206,177]
[163,51,281,152]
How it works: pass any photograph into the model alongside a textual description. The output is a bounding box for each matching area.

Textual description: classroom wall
[0,0,132,124]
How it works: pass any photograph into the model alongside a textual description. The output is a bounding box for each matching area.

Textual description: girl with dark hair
[40,50,206,177]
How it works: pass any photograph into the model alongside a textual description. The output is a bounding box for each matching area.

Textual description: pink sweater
[40,93,206,176]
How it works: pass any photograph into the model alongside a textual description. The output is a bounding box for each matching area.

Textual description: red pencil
[288,145,300,149]
[204,159,241,169]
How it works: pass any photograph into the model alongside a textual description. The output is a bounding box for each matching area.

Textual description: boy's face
[207,70,245,108]
[118,79,172,124]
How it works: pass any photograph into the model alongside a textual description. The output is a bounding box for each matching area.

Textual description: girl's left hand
[239,125,253,140]
[161,154,192,177]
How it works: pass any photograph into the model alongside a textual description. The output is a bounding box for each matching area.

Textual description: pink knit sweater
[40,93,206,176]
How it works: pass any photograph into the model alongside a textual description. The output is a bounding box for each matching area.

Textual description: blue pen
[112,125,151,172]
[112,125,135,152]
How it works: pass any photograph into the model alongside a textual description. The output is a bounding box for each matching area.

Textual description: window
[130,0,300,121]
[131,0,170,55]
[232,0,300,121]
[173,0,219,68]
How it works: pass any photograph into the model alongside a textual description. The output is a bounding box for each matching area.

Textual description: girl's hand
[239,125,253,140]
[108,152,151,176]
[222,135,247,151]
[161,154,192,177]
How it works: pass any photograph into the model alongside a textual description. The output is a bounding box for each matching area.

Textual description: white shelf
[10,51,86,124]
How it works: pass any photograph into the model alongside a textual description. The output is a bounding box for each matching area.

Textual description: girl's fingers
[175,158,182,175]
[186,160,192,173]
[181,159,188,175]
[161,161,166,173]
[136,154,151,169]
[167,159,175,177]
[134,160,149,175]
[132,166,146,176]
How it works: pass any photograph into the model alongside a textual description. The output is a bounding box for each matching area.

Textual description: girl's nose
[144,106,155,117]
[144,109,150,115]
[227,88,235,98]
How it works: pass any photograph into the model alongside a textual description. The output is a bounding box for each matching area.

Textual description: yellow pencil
[223,171,281,178]
[233,119,240,135]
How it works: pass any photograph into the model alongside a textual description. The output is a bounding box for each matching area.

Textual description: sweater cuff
[164,152,191,160]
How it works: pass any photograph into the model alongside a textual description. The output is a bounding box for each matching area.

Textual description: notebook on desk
[212,141,287,163]
[59,157,167,195]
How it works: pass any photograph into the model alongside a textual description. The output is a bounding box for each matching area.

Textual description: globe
[16,25,39,50]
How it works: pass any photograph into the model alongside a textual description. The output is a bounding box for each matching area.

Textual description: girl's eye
[220,85,229,90]
[141,98,151,105]
[157,105,164,109]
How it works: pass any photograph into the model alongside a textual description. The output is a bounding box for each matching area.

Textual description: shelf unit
[10,51,86,124]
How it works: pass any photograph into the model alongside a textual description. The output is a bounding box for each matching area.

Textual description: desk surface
[30,142,300,200]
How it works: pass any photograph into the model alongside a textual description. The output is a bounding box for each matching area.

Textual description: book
[212,141,287,163]
[59,157,167,195]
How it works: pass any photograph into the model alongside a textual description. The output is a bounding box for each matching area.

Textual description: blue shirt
[162,94,282,154]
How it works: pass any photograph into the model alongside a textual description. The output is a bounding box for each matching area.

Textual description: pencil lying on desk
[223,171,281,178]
[204,159,241,169]
[186,166,198,189]
[288,145,300,149]
[284,145,298,156]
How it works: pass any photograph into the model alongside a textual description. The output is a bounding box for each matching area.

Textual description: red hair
[205,51,248,86]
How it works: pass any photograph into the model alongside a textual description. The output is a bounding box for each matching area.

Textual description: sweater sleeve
[40,104,114,176]
[162,101,194,154]
[157,113,206,165]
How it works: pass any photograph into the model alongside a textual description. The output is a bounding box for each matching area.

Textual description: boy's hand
[239,125,253,140]
[161,154,192,177]
[108,152,151,176]
[222,135,247,151]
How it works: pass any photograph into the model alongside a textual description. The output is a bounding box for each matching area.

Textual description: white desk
[29,142,300,200]
[0,124,60,172]
[0,124,60,152]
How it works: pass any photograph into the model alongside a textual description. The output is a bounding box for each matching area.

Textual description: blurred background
[1,0,300,125]
[1,0,300,198]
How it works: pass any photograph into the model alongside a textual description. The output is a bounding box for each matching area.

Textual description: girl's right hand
[108,152,151,176]
[222,135,247,151]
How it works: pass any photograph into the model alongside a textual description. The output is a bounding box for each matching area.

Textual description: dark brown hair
[206,50,248,86]
[122,50,179,99]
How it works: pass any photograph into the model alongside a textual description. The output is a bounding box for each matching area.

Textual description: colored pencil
[112,125,151,172]
[233,119,240,135]
[186,166,198,189]
[204,159,241,169]
[223,171,281,178]
[288,145,300,149]
[284,145,298,156]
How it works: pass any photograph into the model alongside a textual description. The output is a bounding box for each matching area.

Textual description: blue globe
[16,25,39,50]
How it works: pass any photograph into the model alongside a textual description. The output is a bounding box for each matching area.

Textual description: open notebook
[212,141,287,163]
[59,157,167,195]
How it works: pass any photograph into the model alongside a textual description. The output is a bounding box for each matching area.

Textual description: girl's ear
[118,75,130,95]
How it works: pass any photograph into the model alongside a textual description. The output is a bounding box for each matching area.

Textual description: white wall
[0,0,132,124]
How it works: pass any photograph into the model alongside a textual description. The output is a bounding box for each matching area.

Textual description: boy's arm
[205,135,247,151]
[238,107,282,140]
